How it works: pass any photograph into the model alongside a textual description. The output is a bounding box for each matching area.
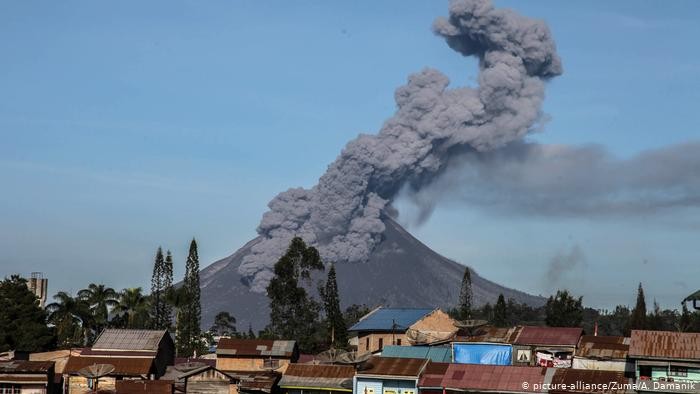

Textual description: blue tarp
[453,343,512,365]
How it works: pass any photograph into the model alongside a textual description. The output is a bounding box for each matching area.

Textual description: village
[3,305,700,394]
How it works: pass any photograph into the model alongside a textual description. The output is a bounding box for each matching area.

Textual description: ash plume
[239,0,562,292]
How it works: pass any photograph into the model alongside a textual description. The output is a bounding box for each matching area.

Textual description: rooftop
[550,368,628,393]
[279,364,355,391]
[64,356,154,376]
[0,361,54,374]
[349,308,434,332]
[629,330,700,360]
[432,363,547,393]
[575,335,629,359]
[92,329,168,352]
[380,346,452,363]
[455,326,522,344]
[356,356,428,378]
[216,339,297,358]
[514,326,583,347]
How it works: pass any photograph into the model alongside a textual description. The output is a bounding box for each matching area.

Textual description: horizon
[1,0,699,311]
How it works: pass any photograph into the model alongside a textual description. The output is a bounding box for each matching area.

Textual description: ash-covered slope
[199,217,544,330]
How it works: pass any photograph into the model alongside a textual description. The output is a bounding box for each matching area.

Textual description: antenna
[78,364,115,393]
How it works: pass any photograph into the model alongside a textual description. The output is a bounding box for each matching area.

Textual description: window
[0,384,21,394]
[396,339,402,346]
[365,388,375,394]
[378,338,384,350]
[384,390,396,394]
[670,366,688,377]
[402,390,414,394]
[263,359,280,369]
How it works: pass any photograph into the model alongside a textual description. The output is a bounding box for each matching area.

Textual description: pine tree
[320,264,347,348]
[178,238,202,357]
[544,289,583,327]
[247,323,255,339]
[493,294,508,327]
[0,276,54,351]
[150,247,166,328]
[458,267,473,320]
[627,283,647,334]
[266,237,324,353]
[162,250,174,328]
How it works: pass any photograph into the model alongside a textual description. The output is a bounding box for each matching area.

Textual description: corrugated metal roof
[92,329,167,352]
[0,361,54,373]
[418,362,450,388]
[356,356,428,378]
[514,326,582,347]
[116,379,174,393]
[279,364,354,390]
[0,375,49,384]
[216,339,296,357]
[380,346,452,363]
[225,371,280,393]
[455,326,522,344]
[64,356,154,376]
[575,335,629,359]
[550,368,628,393]
[629,330,700,360]
[435,363,547,393]
[349,308,434,332]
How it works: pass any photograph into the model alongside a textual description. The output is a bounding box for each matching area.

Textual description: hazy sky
[1,1,699,310]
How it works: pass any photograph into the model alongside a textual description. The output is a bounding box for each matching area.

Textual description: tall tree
[320,264,348,348]
[545,290,584,327]
[150,247,168,329]
[46,291,92,347]
[178,239,202,357]
[210,312,236,337]
[78,283,119,334]
[0,275,54,352]
[493,294,508,327]
[116,288,151,329]
[680,303,693,332]
[627,283,647,334]
[266,237,324,353]
[162,250,174,327]
[458,267,473,320]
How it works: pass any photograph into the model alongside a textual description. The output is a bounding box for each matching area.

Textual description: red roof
[64,356,154,376]
[514,326,582,347]
[356,357,428,378]
[436,363,547,393]
[629,330,700,360]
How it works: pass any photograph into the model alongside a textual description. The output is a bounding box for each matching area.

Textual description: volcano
[198,217,544,330]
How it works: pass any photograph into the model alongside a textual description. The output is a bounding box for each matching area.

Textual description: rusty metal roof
[279,364,355,390]
[514,326,583,347]
[575,335,629,359]
[435,363,547,393]
[418,362,450,388]
[455,326,522,344]
[225,371,280,393]
[64,356,154,376]
[550,369,628,393]
[0,361,54,373]
[92,329,168,352]
[356,356,428,378]
[115,379,174,393]
[216,339,296,358]
[629,330,700,360]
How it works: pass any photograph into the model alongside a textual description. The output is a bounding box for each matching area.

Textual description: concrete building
[354,357,428,394]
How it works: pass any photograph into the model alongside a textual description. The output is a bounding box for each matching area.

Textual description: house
[512,326,582,368]
[63,329,175,393]
[628,329,700,392]
[451,326,521,366]
[0,360,55,394]
[160,362,238,393]
[418,363,549,393]
[279,364,355,394]
[548,368,630,394]
[30,349,83,389]
[572,335,632,374]
[115,379,174,393]
[216,339,298,372]
[354,357,428,394]
[380,346,451,363]
[350,308,456,356]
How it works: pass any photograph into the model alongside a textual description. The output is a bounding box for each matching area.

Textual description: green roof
[380,346,451,363]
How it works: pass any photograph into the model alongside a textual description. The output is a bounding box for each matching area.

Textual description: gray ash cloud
[239,0,562,292]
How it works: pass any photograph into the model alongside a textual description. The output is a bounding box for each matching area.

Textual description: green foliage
[320,265,348,348]
[627,283,647,334]
[176,239,203,357]
[46,290,93,348]
[545,289,583,327]
[0,275,54,352]
[266,237,325,353]
[210,311,237,337]
[150,247,172,330]
[458,267,473,320]
[78,283,119,334]
[114,288,151,329]
[343,304,371,328]
[493,294,508,327]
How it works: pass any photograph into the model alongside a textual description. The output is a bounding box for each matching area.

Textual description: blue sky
[1,1,699,310]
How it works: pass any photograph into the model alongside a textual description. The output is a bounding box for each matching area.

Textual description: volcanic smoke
[239,0,562,292]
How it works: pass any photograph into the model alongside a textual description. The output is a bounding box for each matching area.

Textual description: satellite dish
[78,364,115,379]
[174,362,207,372]
[454,319,489,329]
[315,348,348,364]
[336,351,370,365]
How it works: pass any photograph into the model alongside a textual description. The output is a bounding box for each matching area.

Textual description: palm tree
[78,283,119,333]
[46,291,92,347]
[117,288,150,329]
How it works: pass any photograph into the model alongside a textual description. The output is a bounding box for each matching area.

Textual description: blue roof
[349,308,434,332]
[380,346,452,363]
